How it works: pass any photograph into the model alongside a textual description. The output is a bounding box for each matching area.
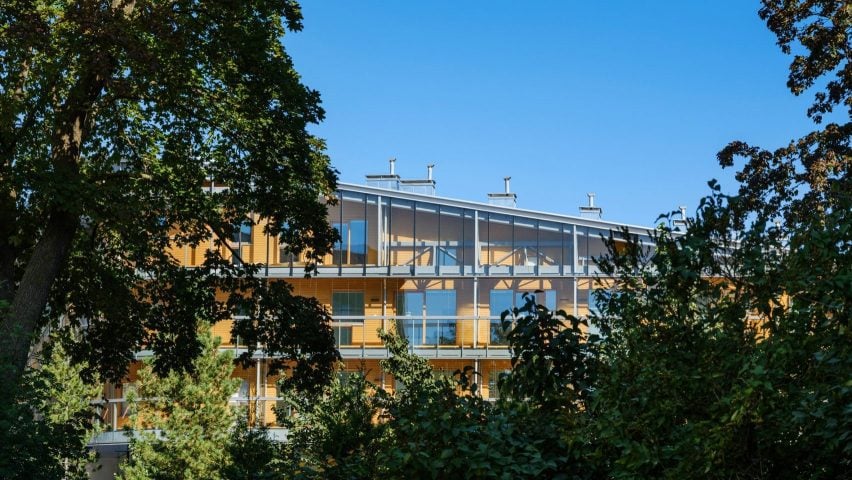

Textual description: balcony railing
[329,316,515,351]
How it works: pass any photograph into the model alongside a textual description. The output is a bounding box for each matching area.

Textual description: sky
[285,1,819,227]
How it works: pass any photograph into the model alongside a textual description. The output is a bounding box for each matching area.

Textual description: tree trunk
[0,210,78,388]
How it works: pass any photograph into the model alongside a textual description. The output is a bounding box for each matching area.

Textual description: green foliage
[0,0,339,392]
[223,411,283,480]
[586,2,851,477]
[0,336,101,480]
[281,331,585,479]
[278,366,384,479]
[119,328,239,480]
[1,1,339,471]
[498,293,599,413]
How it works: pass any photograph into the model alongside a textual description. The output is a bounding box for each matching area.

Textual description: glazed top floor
[172,183,656,277]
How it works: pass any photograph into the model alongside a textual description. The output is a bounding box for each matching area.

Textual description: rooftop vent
[672,205,688,232]
[399,164,436,196]
[488,176,517,208]
[579,193,602,219]
[365,158,401,190]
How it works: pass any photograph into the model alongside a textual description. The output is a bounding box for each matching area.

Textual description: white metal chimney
[488,176,517,208]
[365,158,401,190]
[399,163,436,195]
[673,205,688,231]
[579,192,602,219]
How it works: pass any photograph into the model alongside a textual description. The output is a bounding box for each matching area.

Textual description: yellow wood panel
[363,319,385,346]
[212,319,233,345]
[478,317,495,346]
[458,319,474,347]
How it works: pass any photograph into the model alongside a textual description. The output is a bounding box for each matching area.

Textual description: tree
[0,334,102,480]
[223,411,283,480]
[588,1,850,477]
[0,0,338,400]
[280,331,577,480]
[119,328,239,480]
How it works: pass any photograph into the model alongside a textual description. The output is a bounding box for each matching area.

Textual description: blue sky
[286,1,818,226]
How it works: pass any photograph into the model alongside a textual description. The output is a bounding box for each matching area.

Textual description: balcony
[330,316,512,359]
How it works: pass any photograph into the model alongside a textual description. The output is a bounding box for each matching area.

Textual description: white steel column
[473,211,480,272]
[573,277,578,317]
[473,210,480,348]
[473,276,479,348]
[382,277,387,332]
[377,195,383,266]
[256,358,262,424]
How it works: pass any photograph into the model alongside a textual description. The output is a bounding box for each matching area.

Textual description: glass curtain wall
[388,199,414,270]
[365,195,379,266]
[486,213,512,271]
[513,217,537,272]
[462,210,475,273]
[438,206,463,273]
[414,203,439,270]
[562,223,574,274]
[538,221,562,274]
[334,191,367,268]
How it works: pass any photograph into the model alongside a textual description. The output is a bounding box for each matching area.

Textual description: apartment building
[91,163,658,469]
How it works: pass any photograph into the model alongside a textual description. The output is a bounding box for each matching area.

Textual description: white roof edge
[338,182,657,235]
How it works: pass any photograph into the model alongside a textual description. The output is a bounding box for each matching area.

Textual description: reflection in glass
[513,218,537,266]
[334,193,367,266]
[439,206,463,267]
[389,199,414,266]
[396,290,456,346]
[487,214,512,266]
[332,291,364,346]
[414,203,439,267]
[539,221,562,270]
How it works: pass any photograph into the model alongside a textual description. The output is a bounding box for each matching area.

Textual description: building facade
[93,168,657,461]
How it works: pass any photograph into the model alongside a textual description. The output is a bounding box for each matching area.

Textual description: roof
[338,182,656,236]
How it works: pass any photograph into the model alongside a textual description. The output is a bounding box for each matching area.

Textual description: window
[333,220,367,265]
[332,291,363,347]
[489,290,556,344]
[396,290,456,346]
[331,292,364,317]
[231,379,249,401]
[489,290,514,345]
[231,220,252,244]
[425,290,456,345]
[487,370,511,399]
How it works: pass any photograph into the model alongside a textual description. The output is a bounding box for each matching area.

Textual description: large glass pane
[487,214,512,266]
[587,228,608,273]
[489,290,513,344]
[513,217,537,267]
[334,192,366,266]
[365,195,379,266]
[539,221,562,272]
[396,292,424,345]
[576,226,589,273]
[389,199,414,267]
[332,291,364,347]
[231,219,252,244]
[521,290,556,311]
[462,210,475,269]
[414,203,439,267]
[331,292,365,317]
[425,290,456,345]
[562,224,574,274]
[477,212,489,268]
[438,207,463,267]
